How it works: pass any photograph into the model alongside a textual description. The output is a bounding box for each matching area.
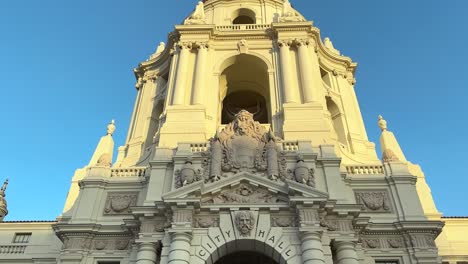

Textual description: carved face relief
[235,211,255,236]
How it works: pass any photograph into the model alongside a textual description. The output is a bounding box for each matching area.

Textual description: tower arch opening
[232,8,256,24]
[218,54,271,124]
[326,97,348,147]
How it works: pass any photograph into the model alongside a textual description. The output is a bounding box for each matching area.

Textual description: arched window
[232,8,256,24]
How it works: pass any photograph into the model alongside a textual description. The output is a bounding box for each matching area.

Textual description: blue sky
[0,0,467,220]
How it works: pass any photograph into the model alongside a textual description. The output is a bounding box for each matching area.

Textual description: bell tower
[115,0,379,167]
[54,1,446,264]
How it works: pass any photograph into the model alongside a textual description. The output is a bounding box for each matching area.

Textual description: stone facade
[0,0,467,264]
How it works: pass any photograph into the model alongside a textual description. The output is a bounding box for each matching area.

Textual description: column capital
[294,38,310,47]
[278,39,293,47]
[177,41,193,50]
[195,42,209,49]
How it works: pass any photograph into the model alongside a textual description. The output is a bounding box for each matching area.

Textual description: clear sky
[0,0,467,220]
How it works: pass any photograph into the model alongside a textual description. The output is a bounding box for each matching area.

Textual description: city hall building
[0,0,467,263]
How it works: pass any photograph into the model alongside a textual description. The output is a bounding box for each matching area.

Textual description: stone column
[301,232,325,264]
[295,38,325,105]
[191,43,208,105]
[136,242,158,264]
[296,39,318,103]
[278,40,299,103]
[334,241,359,264]
[167,232,192,264]
[172,42,192,105]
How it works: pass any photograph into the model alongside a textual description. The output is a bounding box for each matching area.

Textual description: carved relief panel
[104,192,138,215]
[354,190,392,213]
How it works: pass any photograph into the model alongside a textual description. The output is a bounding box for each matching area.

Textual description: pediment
[162,172,329,207]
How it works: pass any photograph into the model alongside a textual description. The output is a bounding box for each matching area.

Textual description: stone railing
[111,167,147,177]
[190,143,208,153]
[282,141,299,152]
[0,245,26,254]
[345,165,384,175]
[215,24,270,31]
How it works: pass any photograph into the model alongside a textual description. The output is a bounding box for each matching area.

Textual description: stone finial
[0,179,9,222]
[107,120,116,136]
[378,115,387,132]
[88,120,116,167]
[324,37,340,55]
[184,1,207,25]
[280,0,305,22]
[378,115,407,163]
[0,179,7,193]
[150,42,166,59]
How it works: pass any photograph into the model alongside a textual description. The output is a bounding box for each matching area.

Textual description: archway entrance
[214,251,279,264]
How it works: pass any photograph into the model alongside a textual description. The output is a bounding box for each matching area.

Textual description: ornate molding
[104,193,138,215]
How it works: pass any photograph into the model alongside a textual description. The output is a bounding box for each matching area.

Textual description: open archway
[232,8,256,24]
[215,251,278,264]
[218,54,271,124]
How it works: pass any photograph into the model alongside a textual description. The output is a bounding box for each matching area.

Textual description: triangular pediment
[162,172,329,207]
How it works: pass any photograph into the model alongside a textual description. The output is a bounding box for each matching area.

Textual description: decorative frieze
[93,239,129,251]
[208,183,278,204]
[410,234,437,249]
[104,193,138,215]
[361,237,405,249]
[320,218,353,232]
[354,190,391,212]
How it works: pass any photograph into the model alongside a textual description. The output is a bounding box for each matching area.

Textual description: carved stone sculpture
[235,211,255,236]
[174,157,202,188]
[205,110,290,183]
[184,1,207,25]
[355,191,391,212]
[289,154,315,187]
[208,134,222,182]
[266,130,280,181]
[238,39,248,54]
[104,193,138,215]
